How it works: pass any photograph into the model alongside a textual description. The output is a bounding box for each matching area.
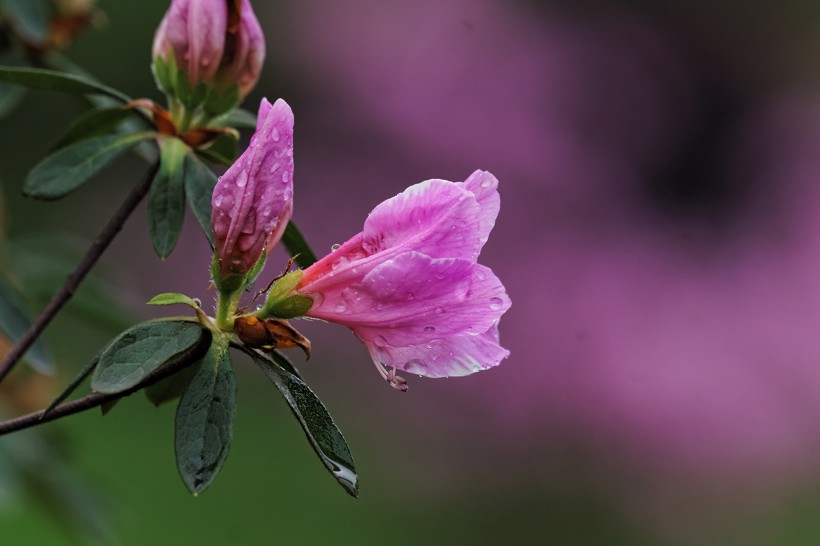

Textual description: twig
[0,162,159,384]
[0,335,209,436]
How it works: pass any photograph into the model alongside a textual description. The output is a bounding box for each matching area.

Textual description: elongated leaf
[213,107,257,129]
[145,359,202,407]
[249,351,358,497]
[0,277,53,374]
[196,132,238,167]
[149,137,188,258]
[147,292,200,309]
[23,132,155,200]
[42,355,99,417]
[184,153,218,246]
[233,344,301,378]
[0,52,28,118]
[91,320,206,394]
[282,222,318,268]
[1,0,49,43]
[175,338,236,495]
[51,107,135,151]
[0,67,131,103]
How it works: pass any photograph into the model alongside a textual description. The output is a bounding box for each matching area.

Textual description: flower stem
[0,334,209,436]
[0,162,160,385]
[215,288,241,331]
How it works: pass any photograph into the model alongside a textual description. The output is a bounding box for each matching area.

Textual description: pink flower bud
[152,0,265,99]
[211,98,294,278]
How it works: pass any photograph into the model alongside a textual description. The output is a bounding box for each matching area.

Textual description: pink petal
[458,170,500,248]
[309,252,510,347]
[187,0,227,82]
[365,323,510,378]
[362,179,482,262]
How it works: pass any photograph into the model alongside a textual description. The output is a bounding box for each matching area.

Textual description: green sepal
[203,84,240,118]
[242,249,267,292]
[195,132,238,167]
[264,270,303,305]
[211,107,257,129]
[148,137,188,259]
[23,132,156,200]
[151,56,174,97]
[282,222,318,268]
[266,295,313,319]
[247,350,358,497]
[147,292,200,310]
[91,320,208,394]
[183,153,217,247]
[174,335,236,495]
[51,107,135,152]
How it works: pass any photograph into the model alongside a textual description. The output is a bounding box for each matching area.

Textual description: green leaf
[42,354,99,417]
[213,107,257,129]
[0,277,53,374]
[196,132,238,167]
[91,320,206,394]
[1,0,49,43]
[267,295,313,319]
[147,292,200,310]
[0,52,28,118]
[0,67,131,103]
[204,85,240,118]
[51,107,135,151]
[145,359,202,407]
[183,153,218,247]
[23,132,156,200]
[149,137,188,258]
[175,337,236,495]
[282,222,318,268]
[233,344,301,378]
[249,351,358,497]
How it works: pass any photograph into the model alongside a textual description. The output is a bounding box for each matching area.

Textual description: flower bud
[152,0,265,101]
[211,98,294,280]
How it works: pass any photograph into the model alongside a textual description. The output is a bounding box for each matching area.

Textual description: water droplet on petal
[272,127,280,141]
[215,195,224,206]
[331,243,341,251]
[481,178,493,188]
[269,162,280,174]
[236,171,248,187]
[374,335,388,348]
[435,307,444,314]
[334,302,347,313]
[262,206,272,217]
[201,57,211,67]
[489,297,504,311]
[424,326,435,333]
[311,293,324,306]
[404,359,427,375]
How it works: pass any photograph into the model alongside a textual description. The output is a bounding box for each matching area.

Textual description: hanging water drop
[489,297,504,311]
[331,243,341,251]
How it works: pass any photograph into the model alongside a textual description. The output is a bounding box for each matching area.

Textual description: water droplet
[481,178,493,188]
[335,302,347,313]
[286,149,293,157]
[192,298,202,307]
[374,335,388,348]
[406,292,415,301]
[311,293,324,306]
[201,56,211,67]
[331,243,341,251]
[262,206,272,217]
[281,171,289,183]
[404,359,427,375]
[272,127,280,141]
[214,195,224,206]
[269,161,280,174]
[489,297,504,311]
[424,326,435,333]
[236,171,248,187]
[435,307,444,314]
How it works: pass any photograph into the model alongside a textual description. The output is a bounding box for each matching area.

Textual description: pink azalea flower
[152,0,265,99]
[297,170,511,389]
[211,98,294,278]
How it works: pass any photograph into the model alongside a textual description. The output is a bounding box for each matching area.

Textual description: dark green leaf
[42,355,99,417]
[249,351,358,497]
[184,153,218,246]
[51,107,135,151]
[0,67,131,103]
[233,344,301,379]
[0,277,52,374]
[0,52,28,118]
[149,137,188,258]
[23,132,156,200]
[91,320,206,394]
[175,337,236,495]
[196,132,238,167]
[1,0,49,43]
[282,222,318,268]
[214,108,257,129]
[145,359,201,407]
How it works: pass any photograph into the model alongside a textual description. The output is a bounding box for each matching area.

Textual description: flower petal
[458,170,500,248]
[366,323,510,378]
[309,252,510,347]
[362,179,482,261]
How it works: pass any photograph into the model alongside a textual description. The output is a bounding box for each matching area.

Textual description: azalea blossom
[296,170,511,389]
[152,0,265,98]
[211,97,294,278]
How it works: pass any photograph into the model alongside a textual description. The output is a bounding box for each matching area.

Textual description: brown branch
[0,334,210,436]
[0,162,159,384]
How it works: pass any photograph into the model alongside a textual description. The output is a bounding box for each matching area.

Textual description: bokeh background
[5,0,820,544]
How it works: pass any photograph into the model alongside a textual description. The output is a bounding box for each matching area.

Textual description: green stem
[215,289,241,331]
